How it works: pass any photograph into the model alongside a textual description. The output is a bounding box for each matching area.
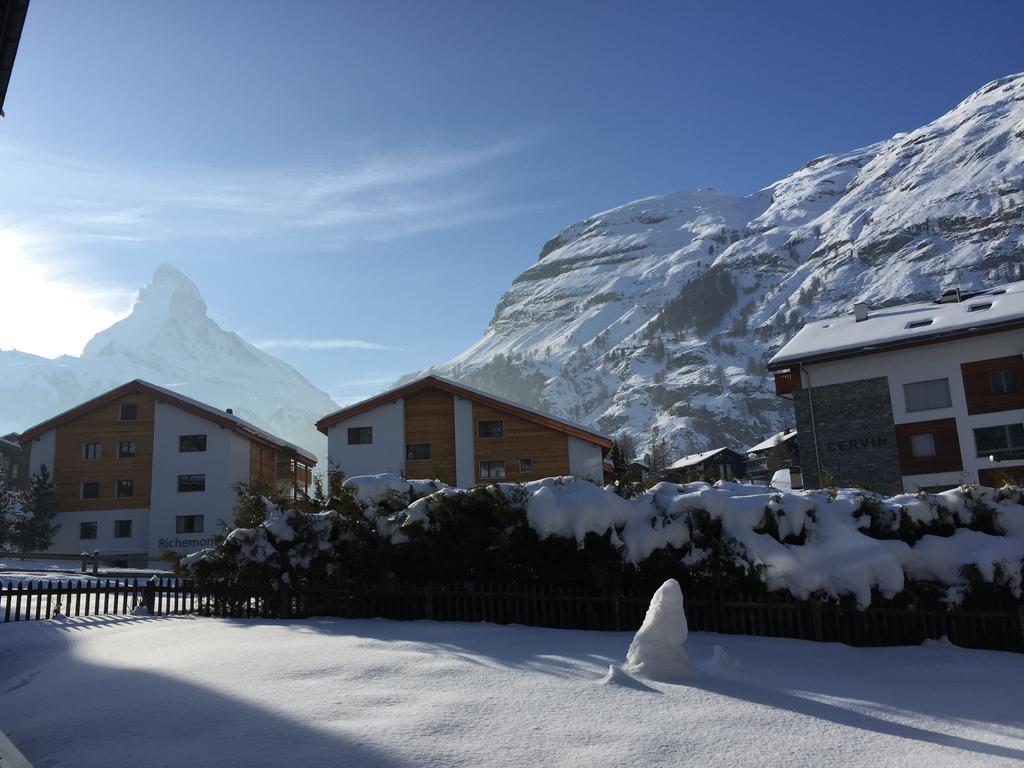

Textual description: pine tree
[12,465,59,552]
[0,477,21,549]
[611,441,627,479]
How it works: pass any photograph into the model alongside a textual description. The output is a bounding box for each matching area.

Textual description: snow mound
[623,579,693,682]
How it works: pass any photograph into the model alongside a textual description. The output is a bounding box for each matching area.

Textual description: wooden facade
[471,401,571,484]
[404,388,458,486]
[960,354,1024,415]
[894,418,963,477]
[51,392,156,513]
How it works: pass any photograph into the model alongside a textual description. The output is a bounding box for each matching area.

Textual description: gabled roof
[769,280,1024,369]
[667,447,737,470]
[19,380,316,465]
[0,435,20,454]
[316,374,612,451]
[747,429,797,454]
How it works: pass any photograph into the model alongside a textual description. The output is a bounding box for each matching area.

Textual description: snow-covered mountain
[417,73,1024,457]
[0,264,337,464]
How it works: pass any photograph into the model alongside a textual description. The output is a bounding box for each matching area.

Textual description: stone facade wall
[793,376,901,493]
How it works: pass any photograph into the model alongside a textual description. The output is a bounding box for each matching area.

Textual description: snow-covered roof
[20,380,316,465]
[747,429,797,454]
[316,374,612,449]
[667,447,730,470]
[0,435,20,452]
[770,280,1024,368]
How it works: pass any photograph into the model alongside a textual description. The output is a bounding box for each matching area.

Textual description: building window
[177,474,206,493]
[80,522,97,540]
[910,433,936,458]
[904,379,952,412]
[119,403,138,421]
[478,420,504,439]
[118,441,136,459]
[176,515,204,534]
[519,458,533,473]
[479,460,506,479]
[81,481,100,499]
[114,519,132,538]
[990,369,1019,396]
[116,479,134,498]
[347,427,373,445]
[406,443,430,460]
[179,434,208,452]
[83,442,102,460]
[974,424,1024,460]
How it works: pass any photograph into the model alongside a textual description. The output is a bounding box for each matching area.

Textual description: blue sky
[2,0,1024,403]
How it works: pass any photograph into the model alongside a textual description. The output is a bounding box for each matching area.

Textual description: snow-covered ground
[2,616,1022,767]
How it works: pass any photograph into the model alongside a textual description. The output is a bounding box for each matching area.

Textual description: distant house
[0,432,25,490]
[621,459,650,486]
[315,375,612,487]
[746,428,800,487]
[768,281,1024,492]
[17,380,316,567]
[661,447,746,483]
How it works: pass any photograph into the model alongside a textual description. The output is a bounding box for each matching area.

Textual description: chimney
[226,408,233,415]
[938,288,961,304]
[853,302,869,322]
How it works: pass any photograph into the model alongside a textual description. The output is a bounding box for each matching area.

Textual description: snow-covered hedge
[183,474,1024,608]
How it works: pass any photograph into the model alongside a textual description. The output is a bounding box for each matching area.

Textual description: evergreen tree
[0,477,21,549]
[610,441,627,480]
[12,465,59,552]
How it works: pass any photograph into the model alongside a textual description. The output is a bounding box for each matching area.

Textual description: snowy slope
[421,74,1024,457]
[0,265,337,463]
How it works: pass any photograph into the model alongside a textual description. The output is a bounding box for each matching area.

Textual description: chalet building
[621,460,650,486]
[746,428,800,487]
[17,380,316,567]
[769,282,1024,493]
[315,375,611,487]
[0,433,25,490]
[662,447,746,483]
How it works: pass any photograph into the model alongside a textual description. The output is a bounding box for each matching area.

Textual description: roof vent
[968,302,992,312]
[938,288,962,304]
[853,302,869,322]
[226,408,233,414]
[906,319,933,329]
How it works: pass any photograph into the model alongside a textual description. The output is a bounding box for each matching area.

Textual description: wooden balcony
[773,367,802,397]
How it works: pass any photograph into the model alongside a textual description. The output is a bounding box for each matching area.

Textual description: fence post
[1017,606,1024,651]
[424,585,434,621]
[92,550,99,576]
[279,582,292,619]
[810,597,824,642]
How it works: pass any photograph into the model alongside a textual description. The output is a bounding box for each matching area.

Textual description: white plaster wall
[801,328,1024,487]
[326,398,405,478]
[49,507,150,558]
[453,395,475,488]
[148,402,250,564]
[568,437,604,482]
[27,429,55,477]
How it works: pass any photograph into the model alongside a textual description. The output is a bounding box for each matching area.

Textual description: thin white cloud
[255,338,396,351]
[0,136,544,247]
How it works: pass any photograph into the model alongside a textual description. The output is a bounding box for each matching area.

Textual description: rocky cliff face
[421,74,1024,457]
[0,265,337,463]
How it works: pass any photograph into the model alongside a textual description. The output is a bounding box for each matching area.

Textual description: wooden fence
[2,578,1023,653]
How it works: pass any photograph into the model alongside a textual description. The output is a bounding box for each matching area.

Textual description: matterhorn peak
[82,263,210,358]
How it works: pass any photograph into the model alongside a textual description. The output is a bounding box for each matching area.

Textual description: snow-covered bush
[181,474,1024,610]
